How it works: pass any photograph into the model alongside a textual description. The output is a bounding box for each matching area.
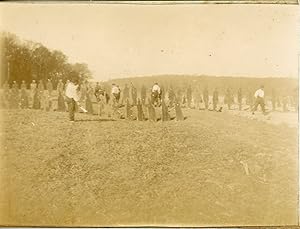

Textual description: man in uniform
[168,85,175,107]
[246,88,254,110]
[130,82,137,106]
[46,79,54,110]
[122,84,130,105]
[212,88,219,111]
[141,85,147,105]
[79,80,88,102]
[37,79,44,92]
[46,78,53,95]
[37,80,44,110]
[57,79,65,95]
[2,81,10,108]
[186,85,192,108]
[94,83,106,116]
[109,84,122,118]
[30,80,37,108]
[160,85,165,101]
[20,80,28,109]
[292,87,298,111]
[94,82,101,95]
[225,88,234,110]
[282,94,289,112]
[57,79,66,111]
[10,81,19,109]
[21,80,27,90]
[117,85,121,103]
[237,88,243,111]
[271,88,277,111]
[176,87,183,104]
[203,87,209,110]
[193,85,202,110]
[85,82,94,114]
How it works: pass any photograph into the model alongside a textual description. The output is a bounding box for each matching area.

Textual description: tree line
[0,32,92,88]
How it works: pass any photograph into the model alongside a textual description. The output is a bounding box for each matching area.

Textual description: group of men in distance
[70,82,295,121]
[1,74,298,121]
[65,76,163,121]
[176,85,297,115]
[1,78,63,110]
[0,73,165,121]
[93,82,162,106]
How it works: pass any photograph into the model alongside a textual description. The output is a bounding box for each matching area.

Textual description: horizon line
[92,74,298,82]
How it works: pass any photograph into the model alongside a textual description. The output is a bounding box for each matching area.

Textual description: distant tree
[1,32,93,87]
[71,63,93,82]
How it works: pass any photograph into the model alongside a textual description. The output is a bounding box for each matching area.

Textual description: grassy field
[0,108,298,227]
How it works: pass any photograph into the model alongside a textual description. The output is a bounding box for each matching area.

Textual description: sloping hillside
[0,108,298,226]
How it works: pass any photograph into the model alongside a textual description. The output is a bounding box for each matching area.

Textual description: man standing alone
[65,74,80,122]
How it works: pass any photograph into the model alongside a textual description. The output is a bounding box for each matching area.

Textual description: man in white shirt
[111,83,119,94]
[252,85,266,115]
[254,87,264,98]
[111,83,121,103]
[151,83,162,106]
[152,83,161,94]
[30,80,37,108]
[65,75,80,121]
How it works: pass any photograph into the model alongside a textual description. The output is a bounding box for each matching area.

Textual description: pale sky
[0,3,299,80]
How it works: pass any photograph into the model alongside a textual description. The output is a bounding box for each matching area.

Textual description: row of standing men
[1,80,297,114]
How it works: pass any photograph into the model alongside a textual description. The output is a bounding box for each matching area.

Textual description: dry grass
[0,108,298,227]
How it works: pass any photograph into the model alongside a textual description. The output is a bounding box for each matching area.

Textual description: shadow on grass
[75,118,117,122]
[75,116,188,122]
[171,116,188,121]
[156,116,188,121]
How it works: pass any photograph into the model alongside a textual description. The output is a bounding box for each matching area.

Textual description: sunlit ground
[0,107,298,227]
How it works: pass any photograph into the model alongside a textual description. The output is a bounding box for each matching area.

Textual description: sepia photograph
[0,1,299,227]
